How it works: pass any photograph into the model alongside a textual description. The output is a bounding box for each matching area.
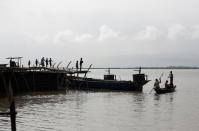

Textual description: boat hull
[154,86,176,94]
[67,77,149,91]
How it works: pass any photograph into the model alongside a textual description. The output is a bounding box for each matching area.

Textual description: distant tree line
[83,66,199,69]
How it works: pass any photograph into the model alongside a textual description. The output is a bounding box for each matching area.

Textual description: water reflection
[0,90,177,131]
[0,97,10,111]
[153,92,175,102]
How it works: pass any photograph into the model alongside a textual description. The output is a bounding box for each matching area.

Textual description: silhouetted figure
[76,61,79,71]
[139,67,141,74]
[169,71,173,86]
[35,59,38,67]
[9,59,12,67]
[41,57,45,67]
[165,80,169,89]
[80,58,83,71]
[154,78,161,89]
[28,60,31,68]
[46,58,48,67]
[49,58,52,67]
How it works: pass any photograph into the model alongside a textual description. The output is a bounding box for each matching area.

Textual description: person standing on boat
[35,59,38,67]
[28,60,31,68]
[41,57,45,67]
[154,78,161,89]
[46,58,48,67]
[49,58,52,67]
[80,58,83,71]
[76,61,79,71]
[169,71,173,86]
[139,67,141,74]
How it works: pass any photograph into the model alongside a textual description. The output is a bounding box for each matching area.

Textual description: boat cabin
[133,74,145,82]
[104,68,116,80]
[133,67,148,82]
[104,74,116,80]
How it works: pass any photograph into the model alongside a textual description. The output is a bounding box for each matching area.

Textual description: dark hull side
[154,86,176,94]
[67,78,149,91]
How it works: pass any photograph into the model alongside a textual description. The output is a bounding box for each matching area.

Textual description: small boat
[154,85,176,94]
[67,69,150,91]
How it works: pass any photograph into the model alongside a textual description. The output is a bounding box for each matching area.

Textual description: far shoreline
[84,67,199,70]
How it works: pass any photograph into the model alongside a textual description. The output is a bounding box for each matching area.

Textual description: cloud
[74,33,93,43]
[33,35,50,44]
[53,30,94,44]
[98,25,120,41]
[134,26,159,40]
[168,24,188,40]
[54,30,75,44]
[191,25,199,40]
[78,24,199,43]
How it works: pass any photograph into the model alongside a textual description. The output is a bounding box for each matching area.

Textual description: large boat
[154,85,176,94]
[67,69,150,91]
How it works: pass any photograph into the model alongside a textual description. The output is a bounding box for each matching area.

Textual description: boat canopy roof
[6,57,23,60]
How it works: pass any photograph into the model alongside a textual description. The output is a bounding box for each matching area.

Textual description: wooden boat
[154,85,176,94]
[67,69,150,91]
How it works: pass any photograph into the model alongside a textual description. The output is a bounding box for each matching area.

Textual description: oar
[149,87,154,93]
[159,72,164,80]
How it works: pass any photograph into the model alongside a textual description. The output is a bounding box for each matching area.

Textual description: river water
[0,69,199,131]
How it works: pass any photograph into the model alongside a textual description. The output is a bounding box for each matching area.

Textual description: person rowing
[154,78,161,89]
[149,73,163,93]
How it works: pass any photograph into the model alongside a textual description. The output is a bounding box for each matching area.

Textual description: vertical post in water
[8,75,16,131]
[10,101,16,131]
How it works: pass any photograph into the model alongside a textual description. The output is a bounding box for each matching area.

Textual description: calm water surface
[0,69,199,131]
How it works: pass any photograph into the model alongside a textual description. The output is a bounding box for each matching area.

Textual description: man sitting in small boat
[154,78,161,89]
[165,80,170,89]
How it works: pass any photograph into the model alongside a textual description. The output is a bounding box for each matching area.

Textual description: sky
[0,0,199,67]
